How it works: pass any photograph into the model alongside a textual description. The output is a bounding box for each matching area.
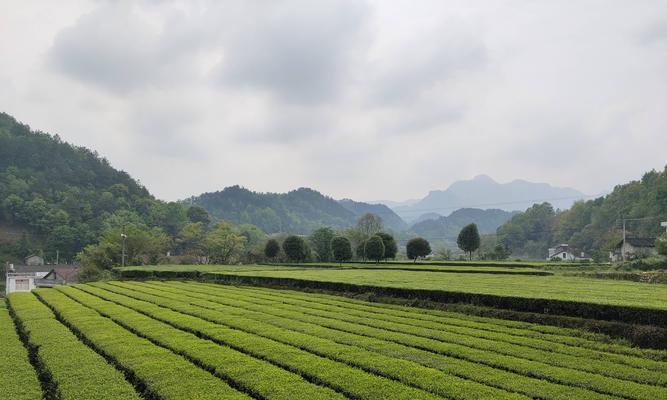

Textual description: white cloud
[0,0,665,202]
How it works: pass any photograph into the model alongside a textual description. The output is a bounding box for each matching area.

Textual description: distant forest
[497,167,667,260]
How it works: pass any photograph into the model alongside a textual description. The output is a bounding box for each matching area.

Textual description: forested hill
[411,208,516,246]
[190,186,406,234]
[0,112,183,262]
[497,166,667,260]
[338,199,407,231]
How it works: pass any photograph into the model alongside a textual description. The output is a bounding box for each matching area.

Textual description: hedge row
[0,302,42,400]
[34,289,248,400]
[146,282,630,400]
[224,283,665,366]
[181,282,665,376]
[259,263,554,276]
[106,281,665,400]
[55,286,344,400]
[79,283,447,400]
[199,273,667,327]
[7,293,141,400]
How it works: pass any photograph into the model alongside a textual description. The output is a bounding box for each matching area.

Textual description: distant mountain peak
[391,175,586,223]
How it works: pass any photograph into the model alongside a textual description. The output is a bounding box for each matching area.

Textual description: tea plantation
[3,280,667,399]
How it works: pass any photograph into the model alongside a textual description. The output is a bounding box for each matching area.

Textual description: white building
[5,264,77,294]
[547,244,590,261]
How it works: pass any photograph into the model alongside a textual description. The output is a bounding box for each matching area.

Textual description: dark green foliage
[376,232,397,259]
[364,235,385,263]
[457,223,481,260]
[186,206,211,225]
[331,236,353,265]
[406,237,431,262]
[0,112,188,263]
[264,239,280,259]
[191,186,358,234]
[283,235,308,262]
[309,227,335,262]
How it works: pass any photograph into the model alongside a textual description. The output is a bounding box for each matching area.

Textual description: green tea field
[4,281,667,400]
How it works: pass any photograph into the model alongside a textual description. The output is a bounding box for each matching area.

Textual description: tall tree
[204,221,246,264]
[376,232,397,260]
[364,235,385,264]
[309,227,335,262]
[457,223,481,260]
[356,213,383,237]
[331,236,352,266]
[406,237,431,263]
[283,235,308,262]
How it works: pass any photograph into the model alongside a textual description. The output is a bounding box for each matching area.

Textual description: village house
[547,244,590,261]
[5,257,79,294]
[609,238,657,261]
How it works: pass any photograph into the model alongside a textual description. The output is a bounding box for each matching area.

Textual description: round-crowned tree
[407,237,431,263]
[457,223,480,260]
[376,232,397,260]
[365,235,385,263]
[331,236,353,265]
[187,205,211,225]
[282,235,307,262]
[264,238,280,260]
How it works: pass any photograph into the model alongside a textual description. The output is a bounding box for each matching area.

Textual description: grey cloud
[48,2,213,94]
[369,33,487,106]
[216,0,370,104]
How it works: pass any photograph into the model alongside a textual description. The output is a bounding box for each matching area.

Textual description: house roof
[618,238,656,248]
[9,264,78,274]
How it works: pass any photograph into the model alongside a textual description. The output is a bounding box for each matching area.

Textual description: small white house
[5,265,75,294]
[547,244,590,261]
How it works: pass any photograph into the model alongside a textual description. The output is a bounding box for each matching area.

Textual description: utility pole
[622,219,626,261]
[121,232,127,268]
[55,250,59,265]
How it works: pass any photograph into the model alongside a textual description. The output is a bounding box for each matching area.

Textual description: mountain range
[390,175,586,223]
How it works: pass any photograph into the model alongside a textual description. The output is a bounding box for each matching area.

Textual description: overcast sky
[1,0,665,202]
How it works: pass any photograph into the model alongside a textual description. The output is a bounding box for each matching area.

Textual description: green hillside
[497,167,667,259]
[0,112,186,263]
[191,186,361,234]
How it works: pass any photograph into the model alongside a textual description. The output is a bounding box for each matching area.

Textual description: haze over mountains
[387,175,587,223]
